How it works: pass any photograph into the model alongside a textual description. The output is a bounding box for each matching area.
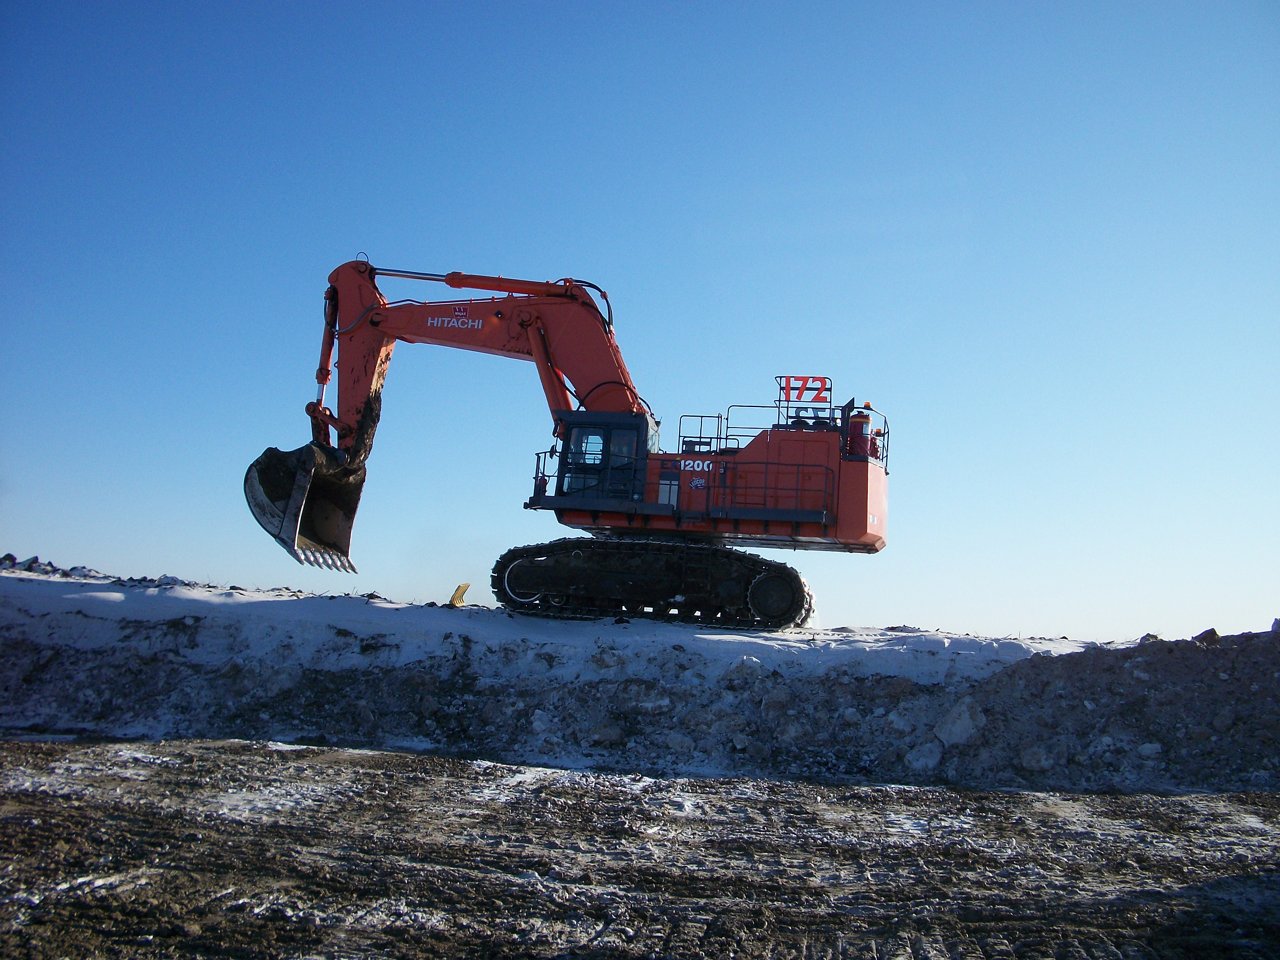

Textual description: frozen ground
[2,740,1278,958]
[1,557,1278,957]
[1,558,1277,791]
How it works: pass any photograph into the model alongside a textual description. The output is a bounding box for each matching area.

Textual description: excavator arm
[245,260,647,571]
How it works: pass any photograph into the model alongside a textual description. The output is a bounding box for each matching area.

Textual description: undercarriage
[491,538,812,629]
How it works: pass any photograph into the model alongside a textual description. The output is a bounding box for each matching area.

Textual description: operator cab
[527,410,660,510]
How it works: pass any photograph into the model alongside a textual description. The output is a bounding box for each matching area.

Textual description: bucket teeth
[297,545,358,573]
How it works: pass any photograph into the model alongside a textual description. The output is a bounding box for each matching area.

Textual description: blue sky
[3,1,1276,641]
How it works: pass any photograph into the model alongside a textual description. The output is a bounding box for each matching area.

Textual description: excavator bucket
[244,443,364,572]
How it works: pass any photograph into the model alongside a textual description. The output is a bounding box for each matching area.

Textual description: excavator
[245,260,888,628]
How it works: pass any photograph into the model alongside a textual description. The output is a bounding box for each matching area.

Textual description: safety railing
[678,402,885,464]
[528,449,555,501]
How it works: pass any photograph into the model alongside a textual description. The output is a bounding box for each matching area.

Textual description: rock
[1212,705,1235,733]
[887,709,914,734]
[589,724,625,747]
[777,719,807,744]
[590,649,625,670]
[1018,746,1055,772]
[1193,628,1220,646]
[934,697,985,747]
[1137,742,1163,759]
[720,656,765,690]
[905,740,942,772]
[665,732,694,753]
[761,687,792,716]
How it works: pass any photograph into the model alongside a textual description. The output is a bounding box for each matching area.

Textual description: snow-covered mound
[2,557,1277,791]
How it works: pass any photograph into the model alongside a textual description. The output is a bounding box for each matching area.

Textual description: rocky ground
[1,557,1277,956]
[1,559,1277,793]
[2,739,1278,959]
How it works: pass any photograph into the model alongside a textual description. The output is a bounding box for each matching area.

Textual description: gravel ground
[2,563,1277,956]
[2,739,1278,959]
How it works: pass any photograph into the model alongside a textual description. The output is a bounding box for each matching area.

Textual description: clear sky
[3,1,1277,642]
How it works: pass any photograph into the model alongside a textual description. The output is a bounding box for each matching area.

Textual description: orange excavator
[245,260,888,628]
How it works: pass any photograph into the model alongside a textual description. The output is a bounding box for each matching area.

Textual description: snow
[2,563,1276,791]
[0,569,1098,685]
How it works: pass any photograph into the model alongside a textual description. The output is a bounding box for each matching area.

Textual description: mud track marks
[2,740,1277,958]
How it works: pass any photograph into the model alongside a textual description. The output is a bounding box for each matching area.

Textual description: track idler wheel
[747,571,808,625]
[500,556,545,606]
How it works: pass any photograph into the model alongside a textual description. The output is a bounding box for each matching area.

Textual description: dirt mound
[2,559,1276,792]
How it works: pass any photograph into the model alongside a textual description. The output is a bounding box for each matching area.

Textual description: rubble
[1,559,1276,792]
[1,559,1277,957]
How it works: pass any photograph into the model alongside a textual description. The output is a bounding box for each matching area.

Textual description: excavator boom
[246,260,644,571]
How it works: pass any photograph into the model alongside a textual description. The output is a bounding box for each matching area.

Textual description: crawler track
[491,538,812,628]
